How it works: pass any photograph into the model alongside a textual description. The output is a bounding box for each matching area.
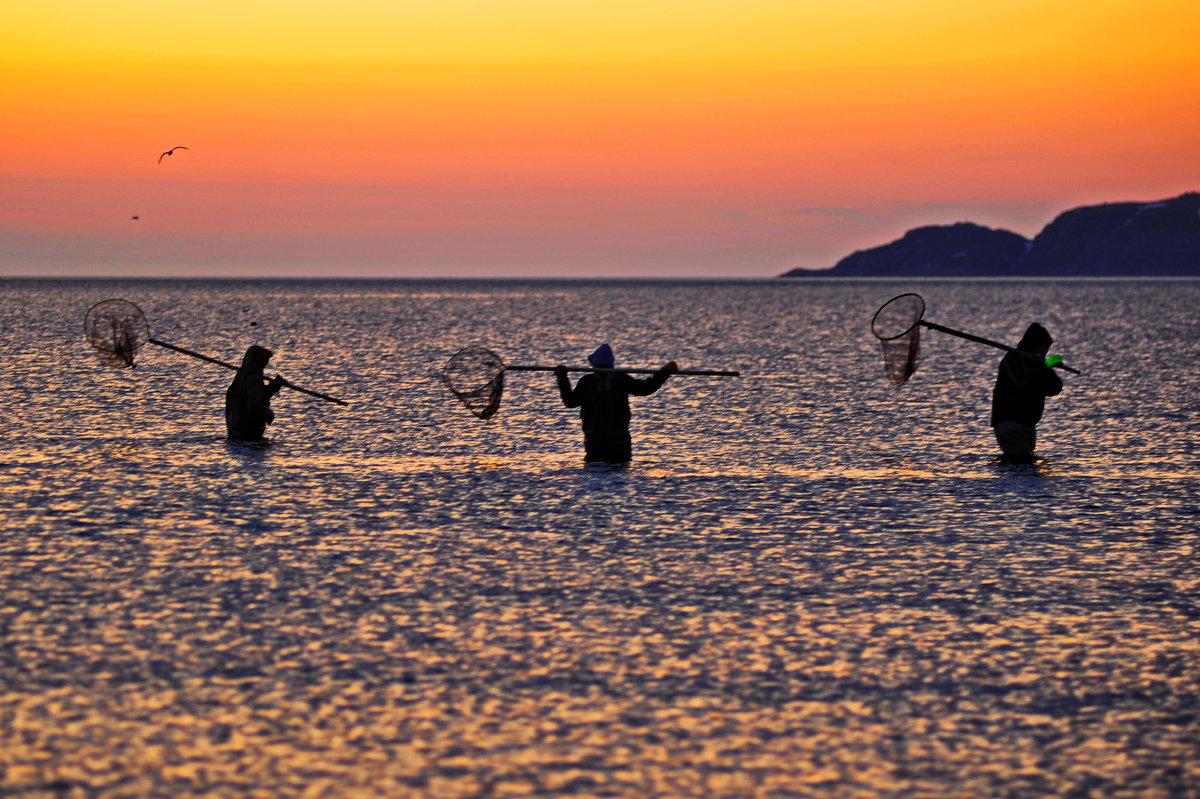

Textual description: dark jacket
[557,368,672,462]
[991,323,1063,427]
[225,345,283,440]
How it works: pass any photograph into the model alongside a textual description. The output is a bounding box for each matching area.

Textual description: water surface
[1,279,1196,797]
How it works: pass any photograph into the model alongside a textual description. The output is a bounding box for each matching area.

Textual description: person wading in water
[555,343,677,465]
[991,322,1064,462]
[225,345,286,441]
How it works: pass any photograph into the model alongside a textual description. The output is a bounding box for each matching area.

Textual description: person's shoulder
[1000,350,1029,369]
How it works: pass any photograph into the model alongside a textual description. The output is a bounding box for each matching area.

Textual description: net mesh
[85,299,151,368]
[441,345,506,419]
[879,331,921,385]
[871,293,925,385]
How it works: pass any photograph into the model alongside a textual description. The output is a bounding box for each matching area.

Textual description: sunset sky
[3,0,1197,277]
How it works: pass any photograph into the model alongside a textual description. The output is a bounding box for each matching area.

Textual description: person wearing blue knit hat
[554,343,677,465]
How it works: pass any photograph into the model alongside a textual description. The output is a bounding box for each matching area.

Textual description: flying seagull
[158,146,189,165]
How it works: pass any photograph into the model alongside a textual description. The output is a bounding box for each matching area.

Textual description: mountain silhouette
[782,192,1200,277]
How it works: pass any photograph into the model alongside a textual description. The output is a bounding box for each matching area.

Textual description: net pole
[147,338,349,405]
[918,322,1080,375]
[505,365,741,377]
[149,337,238,369]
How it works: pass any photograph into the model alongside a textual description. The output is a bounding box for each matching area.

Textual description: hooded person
[225,345,286,441]
[990,323,1064,461]
[554,343,678,464]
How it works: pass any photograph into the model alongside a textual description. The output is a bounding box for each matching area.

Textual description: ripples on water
[1,279,1197,797]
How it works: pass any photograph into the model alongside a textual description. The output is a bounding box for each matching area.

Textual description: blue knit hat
[587,343,615,367]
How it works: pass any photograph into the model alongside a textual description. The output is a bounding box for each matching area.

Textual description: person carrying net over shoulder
[555,343,677,465]
[991,323,1064,462]
[226,345,286,441]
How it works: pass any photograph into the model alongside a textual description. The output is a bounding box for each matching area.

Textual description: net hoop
[871,293,925,341]
[440,345,506,420]
[871,293,925,385]
[84,299,151,368]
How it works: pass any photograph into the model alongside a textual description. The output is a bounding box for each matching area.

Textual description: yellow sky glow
[2,0,1197,275]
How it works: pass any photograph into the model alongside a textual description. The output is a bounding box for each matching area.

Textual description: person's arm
[265,374,286,399]
[1036,363,1063,397]
[555,364,581,407]
[1002,353,1062,397]
[238,377,272,426]
[627,361,678,396]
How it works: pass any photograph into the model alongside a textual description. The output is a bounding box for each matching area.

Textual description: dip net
[85,299,151,368]
[871,293,924,385]
[441,345,505,419]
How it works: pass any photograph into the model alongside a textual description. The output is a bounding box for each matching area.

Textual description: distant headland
[781,192,1200,277]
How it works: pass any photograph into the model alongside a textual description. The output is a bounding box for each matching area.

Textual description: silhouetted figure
[555,344,677,465]
[991,323,1063,462]
[225,345,285,441]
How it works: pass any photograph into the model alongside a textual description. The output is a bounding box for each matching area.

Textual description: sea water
[0,278,1196,797]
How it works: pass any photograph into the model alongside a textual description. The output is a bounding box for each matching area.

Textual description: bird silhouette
[158,146,189,165]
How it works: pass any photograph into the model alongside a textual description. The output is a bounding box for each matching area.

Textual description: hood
[587,343,615,368]
[239,344,274,372]
[1016,323,1052,355]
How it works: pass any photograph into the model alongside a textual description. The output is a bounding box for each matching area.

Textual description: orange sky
[2,0,1197,276]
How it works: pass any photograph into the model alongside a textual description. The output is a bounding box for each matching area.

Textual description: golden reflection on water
[2,279,1198,797]
[3,517,1198,798]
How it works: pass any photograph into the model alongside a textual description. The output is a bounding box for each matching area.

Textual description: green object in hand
[1045,354,1063,368]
